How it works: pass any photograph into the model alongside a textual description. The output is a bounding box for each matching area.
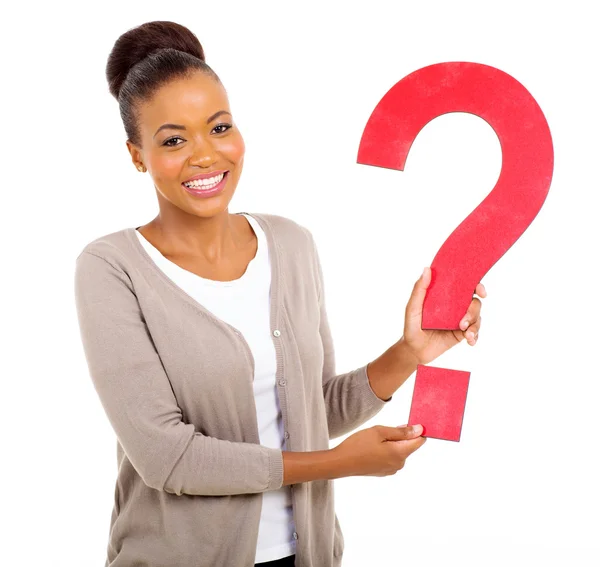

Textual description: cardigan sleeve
[308,231,392,440]
[74,251,284,496]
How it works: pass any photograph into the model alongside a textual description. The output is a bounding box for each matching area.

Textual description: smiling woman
[107,22,245,227]
[74,19,438,567]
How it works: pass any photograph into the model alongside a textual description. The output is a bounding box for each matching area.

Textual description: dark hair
[106,21,220,146]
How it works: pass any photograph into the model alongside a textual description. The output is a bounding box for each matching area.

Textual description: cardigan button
[273,329,281,337]
[293,532,298,540]
[284,431,290,439]
[279,379,286,386]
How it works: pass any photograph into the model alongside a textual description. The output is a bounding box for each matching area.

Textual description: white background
[2,1,599,565]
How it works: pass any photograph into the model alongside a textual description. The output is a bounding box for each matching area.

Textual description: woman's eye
[163,136,184,147]
[212,123,232,134]
[163,124,231,145]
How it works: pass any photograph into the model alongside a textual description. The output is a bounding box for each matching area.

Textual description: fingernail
[412,424,423,435]
[461,320,468,330]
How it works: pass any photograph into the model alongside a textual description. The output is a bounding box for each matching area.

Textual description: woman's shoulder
[248,211,316,248]
[75,227,136,272]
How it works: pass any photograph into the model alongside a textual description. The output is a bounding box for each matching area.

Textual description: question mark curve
[357,61,554,330]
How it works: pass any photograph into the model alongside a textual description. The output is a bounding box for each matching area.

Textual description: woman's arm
[365,338,419,402]
[308,229,482,433]
[281,448,348,485]
[281,423,426,485]
[74,251,283,496]
[74,246,426,496]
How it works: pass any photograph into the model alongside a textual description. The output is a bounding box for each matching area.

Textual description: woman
[74,20,485,567]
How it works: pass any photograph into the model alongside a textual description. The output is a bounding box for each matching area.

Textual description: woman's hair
[106,21,220,146]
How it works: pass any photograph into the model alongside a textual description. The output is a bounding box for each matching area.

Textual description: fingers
[460,296,482,346]
[459,297,481,330]
[465,317,481,345]
[460,317,481,345]
[459,282,486,344]
[475,282,487,298]
[392,435,427,456]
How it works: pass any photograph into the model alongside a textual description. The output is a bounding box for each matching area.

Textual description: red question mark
[357,62,554,440]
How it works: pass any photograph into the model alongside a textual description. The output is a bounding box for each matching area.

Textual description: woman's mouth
[181,171,228,198]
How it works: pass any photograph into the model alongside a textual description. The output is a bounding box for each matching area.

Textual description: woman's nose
[189,142,218,167]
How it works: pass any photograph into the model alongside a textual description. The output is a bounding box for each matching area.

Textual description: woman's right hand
[332,424,426,477]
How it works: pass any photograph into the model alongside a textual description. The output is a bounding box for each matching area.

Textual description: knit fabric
[74,212,391,567]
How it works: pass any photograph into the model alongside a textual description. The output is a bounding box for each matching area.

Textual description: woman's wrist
[366,337,420,401]
[281,448,351,485]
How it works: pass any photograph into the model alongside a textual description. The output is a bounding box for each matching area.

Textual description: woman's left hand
[402,267,486,366]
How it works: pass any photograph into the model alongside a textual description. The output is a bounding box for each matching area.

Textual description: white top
[135,213,296,563]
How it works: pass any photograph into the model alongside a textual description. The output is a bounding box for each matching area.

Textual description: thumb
[380,424,423,441]
[405,267,431,320]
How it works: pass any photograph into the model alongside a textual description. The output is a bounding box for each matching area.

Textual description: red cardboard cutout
[357,61,554,329]
[408,364,471,442]
[357,62,554,440]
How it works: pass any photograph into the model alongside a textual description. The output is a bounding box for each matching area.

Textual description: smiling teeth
[183,173,225,189]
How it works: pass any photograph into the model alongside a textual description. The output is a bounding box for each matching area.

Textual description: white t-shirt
[135,213,296,563]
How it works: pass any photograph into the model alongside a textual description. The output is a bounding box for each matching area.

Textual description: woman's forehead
[140,74,229,125]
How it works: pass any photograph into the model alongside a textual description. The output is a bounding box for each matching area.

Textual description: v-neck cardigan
[73,212,391,567]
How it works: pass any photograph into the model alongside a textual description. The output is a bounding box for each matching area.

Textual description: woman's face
[127,71,245,220]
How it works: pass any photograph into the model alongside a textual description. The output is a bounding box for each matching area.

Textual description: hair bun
[106,20,205,100]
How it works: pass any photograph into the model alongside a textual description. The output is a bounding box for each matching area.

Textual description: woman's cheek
[153,154,188,184]
[222,134,245,162]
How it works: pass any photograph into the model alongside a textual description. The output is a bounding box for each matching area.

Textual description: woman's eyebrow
[153,111,232,138]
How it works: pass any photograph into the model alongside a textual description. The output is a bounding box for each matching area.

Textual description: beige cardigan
[74,212,391,567]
